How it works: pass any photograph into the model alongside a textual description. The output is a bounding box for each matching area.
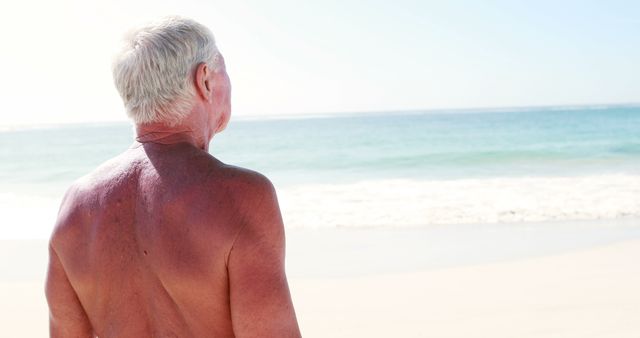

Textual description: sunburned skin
[46,143,299,337]
[45,53,301,337]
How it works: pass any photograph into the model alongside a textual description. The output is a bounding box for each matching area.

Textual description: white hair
[112,16,221,125]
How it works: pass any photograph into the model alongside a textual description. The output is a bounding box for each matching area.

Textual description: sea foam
[278,174,640,229]
[3,174,638,239]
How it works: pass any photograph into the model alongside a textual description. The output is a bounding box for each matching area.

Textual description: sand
[290,239,640,338]
[2,239,639,337]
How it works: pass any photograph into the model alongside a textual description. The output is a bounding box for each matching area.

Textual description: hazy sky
[0,0,638,126]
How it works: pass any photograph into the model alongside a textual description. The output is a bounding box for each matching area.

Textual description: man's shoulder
[55,154,125,221]
[202,163,280,228]
[49,177,92,250]
[217,163,272,185]
[215,163,276,201]
[80,149,140,188]
[49,151,137,245]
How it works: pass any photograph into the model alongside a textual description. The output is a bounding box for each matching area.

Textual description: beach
[292,237,640,338]
[2,229,640,337]
[1,107,640,336]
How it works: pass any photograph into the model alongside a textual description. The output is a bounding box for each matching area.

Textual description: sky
[0,0,638,126]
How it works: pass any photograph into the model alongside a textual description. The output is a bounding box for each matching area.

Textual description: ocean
[1,106,640,239]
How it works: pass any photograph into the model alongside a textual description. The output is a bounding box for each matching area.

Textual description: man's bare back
[45,17,300,337]
[47,143,300,337]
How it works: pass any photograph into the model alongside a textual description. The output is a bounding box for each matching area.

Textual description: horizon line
[2,101,639,131]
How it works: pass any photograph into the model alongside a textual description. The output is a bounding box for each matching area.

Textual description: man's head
[113,16,231,132]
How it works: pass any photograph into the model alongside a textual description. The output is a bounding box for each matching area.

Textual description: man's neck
[135,122,209,151]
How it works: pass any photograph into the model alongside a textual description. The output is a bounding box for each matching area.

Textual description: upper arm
[45,244,93,338]
[45,185,93,337]
[227,175,301,338]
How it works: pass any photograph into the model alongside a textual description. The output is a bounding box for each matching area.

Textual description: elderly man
[45,17,301,338]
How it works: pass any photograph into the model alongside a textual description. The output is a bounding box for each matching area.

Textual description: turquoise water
[215,106,640,184]
[1,106,639,238]
[1,106,639,189]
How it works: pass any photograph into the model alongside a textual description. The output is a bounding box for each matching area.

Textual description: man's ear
[194,62,212,101]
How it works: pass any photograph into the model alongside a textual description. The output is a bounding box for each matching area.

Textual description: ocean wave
[3,174,639,239]
[277,174,640,229]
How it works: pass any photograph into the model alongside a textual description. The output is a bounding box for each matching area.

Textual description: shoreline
[2,220,639,337]
[285,218,640,278]
[3,217,640,280]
